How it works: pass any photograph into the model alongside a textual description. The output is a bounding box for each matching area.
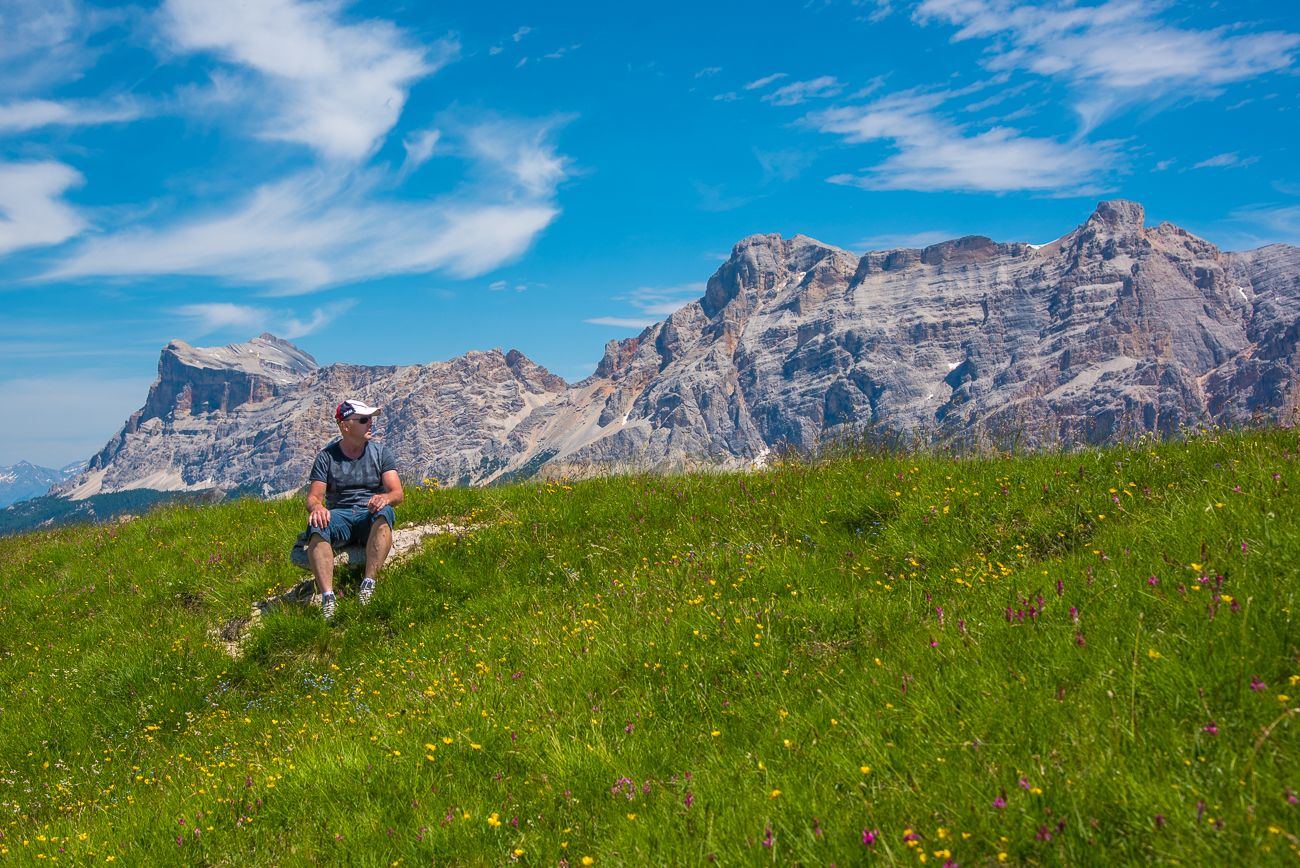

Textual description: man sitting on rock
[305,400,404,621]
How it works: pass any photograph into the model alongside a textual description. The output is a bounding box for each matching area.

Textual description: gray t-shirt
[309,440,398,510]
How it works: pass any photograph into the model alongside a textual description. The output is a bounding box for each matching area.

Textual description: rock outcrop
[56,200,1300,498]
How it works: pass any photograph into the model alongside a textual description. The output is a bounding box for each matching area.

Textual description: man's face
[340,415,375,440]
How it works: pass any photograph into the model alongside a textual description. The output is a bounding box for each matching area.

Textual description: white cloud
[488,280,507,290]
[584,317,659,329]
[512,26,531,42]
[587,283,704,329]
[754,147,816,184]
[809,90,1123,193]
[713,92,739,102]
[176,299,354,338]
[859,0,893,24]
[1191,152,1257,169]
[628,283,705,316]
[743,72,787,90]
[400,128,441,175]
[0,0,117,96]
[0,160,85,254]
[489,45,503,55]
[763,76,844,106]
[696,67,722,77]
[47,116,570,290]
[915,0,1299,123]
[0,97,143,133]
[161,0,455,162]
[856,230,956,251]
[516,57,528,68]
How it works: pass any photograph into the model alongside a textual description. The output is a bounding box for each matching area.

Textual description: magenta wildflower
[1075,633,1086,647]
[862,829,879,845]
[1203,722,1219,735]
[1019,778,1030,790]
[1148,576,1158,586]
[993,796,1007,809]
[1070,606,1079,623]
[1155,814,1165,828]
[1286,789,1298,805]
[684,791,694,809]
[1251,676,1266,692]
[762,827,774,848]
[1056,581,1064,596]
[930,635,939,648]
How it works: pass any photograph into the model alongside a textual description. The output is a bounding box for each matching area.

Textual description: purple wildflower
[863,829,879,845]
[1251,676,1266,693]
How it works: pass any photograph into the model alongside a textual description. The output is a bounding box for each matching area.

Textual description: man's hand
[306,480,330,528]
[366,493,392,513]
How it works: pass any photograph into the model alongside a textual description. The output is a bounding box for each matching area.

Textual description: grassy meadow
[1,429,1298,866]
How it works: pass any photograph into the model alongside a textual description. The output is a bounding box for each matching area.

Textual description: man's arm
[367,470,404,512]
[307,480,331,528]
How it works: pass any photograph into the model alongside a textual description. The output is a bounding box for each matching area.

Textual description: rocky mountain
[0,460,86,508]
[56,200,1300,498]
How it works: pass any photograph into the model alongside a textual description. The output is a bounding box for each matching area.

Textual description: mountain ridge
[55,199,1300,498]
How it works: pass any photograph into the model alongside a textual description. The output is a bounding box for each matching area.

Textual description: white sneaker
[321,592,338,621]
[358,578,375,606]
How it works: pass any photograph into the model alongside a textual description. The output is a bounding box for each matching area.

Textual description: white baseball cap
[335,400,382,421]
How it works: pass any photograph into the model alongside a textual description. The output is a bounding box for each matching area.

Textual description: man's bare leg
[364,519,392,582]
[308,534,336,595]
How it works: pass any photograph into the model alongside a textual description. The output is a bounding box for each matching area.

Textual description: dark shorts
[307,505,395,549]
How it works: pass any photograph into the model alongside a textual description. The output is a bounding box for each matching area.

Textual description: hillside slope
[3,429,1299,865]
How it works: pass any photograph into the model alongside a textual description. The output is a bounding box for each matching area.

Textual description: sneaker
[358,578,376,606]
[321,592,338,621]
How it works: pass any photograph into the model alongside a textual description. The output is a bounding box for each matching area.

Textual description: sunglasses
[349,416,374,425]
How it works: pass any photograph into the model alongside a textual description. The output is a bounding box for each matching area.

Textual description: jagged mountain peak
[54,200,1300,498]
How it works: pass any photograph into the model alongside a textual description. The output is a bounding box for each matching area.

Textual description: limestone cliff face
[56,201,1300,498]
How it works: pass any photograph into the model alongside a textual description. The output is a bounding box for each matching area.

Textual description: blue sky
[2,0,1298,468]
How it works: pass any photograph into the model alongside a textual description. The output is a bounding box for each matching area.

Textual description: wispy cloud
[583,316,659,329]
[47,114,571,291]
[161,0,457,162]
[856,229,956,251]
[858,0,894,24]
[754,147,816,184]
[0,0,122,97]
[695,66,722,77]
[915,0,1299,126]
[0,97,143,133]
[1191,152,1258,170]
[763,76,844,106]
[176,299,355,338]
[585,282,705,329]
[744,72,787,90]
[0,160,85,255]
[808,90,1124,193]
[712,92,739,102]
[694,181,760,211]
[512,26,531,42]
[400,128,441,175]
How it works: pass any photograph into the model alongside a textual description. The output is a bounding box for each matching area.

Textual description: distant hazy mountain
[0,460,87,508]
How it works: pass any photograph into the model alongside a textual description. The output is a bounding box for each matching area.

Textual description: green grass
[1,429,1299,866]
